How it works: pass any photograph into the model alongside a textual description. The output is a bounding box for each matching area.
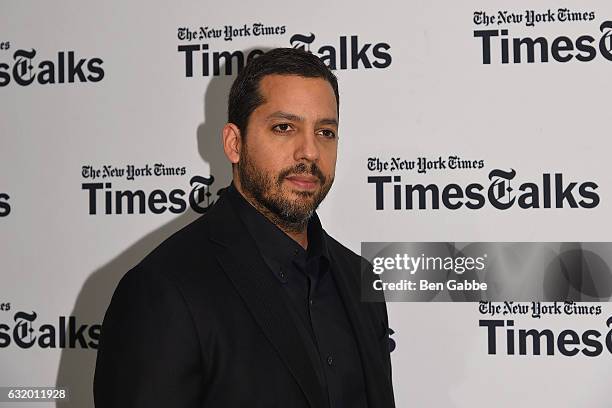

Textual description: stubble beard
[237,144,333,233]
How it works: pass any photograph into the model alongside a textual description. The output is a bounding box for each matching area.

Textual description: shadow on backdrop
[54,47,270,407]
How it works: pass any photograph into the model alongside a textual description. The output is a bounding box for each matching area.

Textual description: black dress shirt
[226,184,368,408]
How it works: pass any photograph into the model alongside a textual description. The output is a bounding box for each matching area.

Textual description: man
[94,48,395,408]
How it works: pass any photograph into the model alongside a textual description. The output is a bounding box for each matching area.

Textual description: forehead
[256,74,338,118]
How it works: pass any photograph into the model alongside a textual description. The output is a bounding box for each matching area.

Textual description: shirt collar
[225,183,329,274]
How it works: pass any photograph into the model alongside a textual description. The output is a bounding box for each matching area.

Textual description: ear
[222,123,242,164]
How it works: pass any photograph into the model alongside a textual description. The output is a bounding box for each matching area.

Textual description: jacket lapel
[207,194,327,408]
[327,251,395,408]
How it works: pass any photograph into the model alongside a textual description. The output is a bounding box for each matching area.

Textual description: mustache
[277,162,326,184]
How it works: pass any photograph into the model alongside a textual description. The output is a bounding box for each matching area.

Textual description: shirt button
[279,270,287,282]
[309,299,314,306]
[326,355,333,366]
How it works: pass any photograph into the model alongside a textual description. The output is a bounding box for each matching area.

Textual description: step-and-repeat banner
[2,1,611,407]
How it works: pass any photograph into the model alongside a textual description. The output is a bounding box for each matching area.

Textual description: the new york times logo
[82,175,220,215]
[368,169,599,210]
[475,20,612,64]
[178,23,287,42]
[178,32,391,77]
[0,48,104,86]
[0,192,10,217]
[0,311,100,349]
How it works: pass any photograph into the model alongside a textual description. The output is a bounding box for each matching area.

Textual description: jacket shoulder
[324,233,374,282]
[325,233,362,264]
[140,214,212,268]
[325,232,386,304]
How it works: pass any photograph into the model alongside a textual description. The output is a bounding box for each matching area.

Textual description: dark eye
[272,123,293,133]
[318,129,337,139]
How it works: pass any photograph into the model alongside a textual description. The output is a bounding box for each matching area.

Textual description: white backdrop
[2,1,611,407]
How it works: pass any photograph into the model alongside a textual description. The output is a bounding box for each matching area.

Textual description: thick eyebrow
[267,111,304,122]
[318,118,338,127]
[267,111,338,127]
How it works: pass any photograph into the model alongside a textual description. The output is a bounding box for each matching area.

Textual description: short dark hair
[228,48,339,137]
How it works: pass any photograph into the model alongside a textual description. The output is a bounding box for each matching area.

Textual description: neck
[283,228,308,249]
[233,180,309,249]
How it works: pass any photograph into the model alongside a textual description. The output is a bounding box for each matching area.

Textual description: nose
[293,131,320,162]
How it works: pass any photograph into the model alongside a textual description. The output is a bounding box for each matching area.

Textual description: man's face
[236,74,338,230]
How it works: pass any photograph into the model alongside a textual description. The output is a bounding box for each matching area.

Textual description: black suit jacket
[94,191,395,407]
